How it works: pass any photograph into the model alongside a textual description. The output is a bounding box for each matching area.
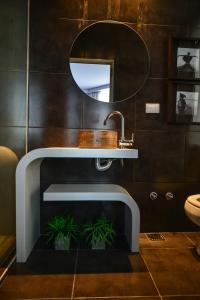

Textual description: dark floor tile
[74,252,158,297]
[0,274,73,299]
[76,251,142,274]
[140,232,194,249]
[10,249,77,275]
[0,248,76,299]
[142,248,200,295]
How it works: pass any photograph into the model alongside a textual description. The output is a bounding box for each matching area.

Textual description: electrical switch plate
[145,103,160,113]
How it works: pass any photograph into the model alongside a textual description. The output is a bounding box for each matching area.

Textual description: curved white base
[16,147,139,262]
[44,183,140,254]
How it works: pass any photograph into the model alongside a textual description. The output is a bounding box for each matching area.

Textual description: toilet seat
[187,194,200,208]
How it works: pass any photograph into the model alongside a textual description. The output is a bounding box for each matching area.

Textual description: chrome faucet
[103,111,134,148]
[104,111,125,141]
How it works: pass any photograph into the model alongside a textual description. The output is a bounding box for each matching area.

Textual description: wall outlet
[145,103,160,113]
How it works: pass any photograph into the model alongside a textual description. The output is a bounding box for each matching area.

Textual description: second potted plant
[46,215,78,250]
[83,216,116,249]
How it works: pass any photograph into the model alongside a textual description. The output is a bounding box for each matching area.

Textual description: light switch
[145,103,160,113]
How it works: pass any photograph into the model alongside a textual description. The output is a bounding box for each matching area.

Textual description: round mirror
[69,21,150,102]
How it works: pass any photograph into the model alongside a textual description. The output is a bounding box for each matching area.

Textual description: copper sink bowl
[78,129,118,149]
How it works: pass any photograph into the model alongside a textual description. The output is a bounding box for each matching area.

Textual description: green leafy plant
[83,216,116,249]
[46,215,78,249]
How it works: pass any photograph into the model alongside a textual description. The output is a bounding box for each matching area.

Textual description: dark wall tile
[29,72,83,128]
[87,0,108,20]
[135,78,168,130]
[27,0,200,233]
[83,98,135,136]
[188,26,200,39]
[134,131,185,182]
[0,127,25,158]
[110,0,138,23]
[0,0,27,71]
[28,128,79,150]
[128,182,186,232]
[133,131,152,181]
[30,19,83,72]
[150,131,185,182]
[188,0,200,27]
[40,157,133,186]
[40,200,125,234]
[137,24,188,78]
[185,132,200,182]
[138,0,189,25]
[30,0,84,20]
[0,71,26,126]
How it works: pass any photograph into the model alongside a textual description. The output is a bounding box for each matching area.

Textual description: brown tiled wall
[28,0,200,232]
[0,0,27,158]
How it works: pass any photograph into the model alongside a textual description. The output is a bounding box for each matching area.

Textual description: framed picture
[168,81,200,124]
[168,37,200,79]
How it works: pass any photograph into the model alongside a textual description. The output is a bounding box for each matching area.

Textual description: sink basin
[78,129,118,149]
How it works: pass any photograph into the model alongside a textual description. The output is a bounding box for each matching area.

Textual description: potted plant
[83,216,116,249]
[46,215,78,250]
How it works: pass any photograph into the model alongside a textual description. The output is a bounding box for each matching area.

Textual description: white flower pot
[55,236,70,250]
[92,240,105,250]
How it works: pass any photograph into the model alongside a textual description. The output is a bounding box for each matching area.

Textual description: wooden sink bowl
[78,129,118,149]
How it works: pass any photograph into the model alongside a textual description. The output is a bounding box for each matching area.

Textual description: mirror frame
[69,20,151,103]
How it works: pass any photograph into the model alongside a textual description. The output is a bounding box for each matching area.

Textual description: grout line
[140,246,195,250]
[183,232,196,246]
[73,296,161,299]
[25,0,30,153]
[141,253,161,298]
[71,248,79,300]
[161,295,200,298]
[0,254,16,284]
[19,297,70,300]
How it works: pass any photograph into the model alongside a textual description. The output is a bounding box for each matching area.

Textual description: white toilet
[184,194,200,255]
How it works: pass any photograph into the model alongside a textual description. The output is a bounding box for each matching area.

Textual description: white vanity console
[16,147,140,262]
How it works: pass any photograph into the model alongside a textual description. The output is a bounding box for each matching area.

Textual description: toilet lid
[187,194,200,208]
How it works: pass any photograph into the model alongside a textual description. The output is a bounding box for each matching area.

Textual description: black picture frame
[168,81,200,124]
[168,37,200,80]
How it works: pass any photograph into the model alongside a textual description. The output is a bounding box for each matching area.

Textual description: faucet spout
[104,111,125,141]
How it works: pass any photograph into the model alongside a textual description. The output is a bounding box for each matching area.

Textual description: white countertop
[22,147,138,161]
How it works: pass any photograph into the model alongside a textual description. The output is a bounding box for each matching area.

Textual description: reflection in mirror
[69,21,150,102]
[70,58,114,102]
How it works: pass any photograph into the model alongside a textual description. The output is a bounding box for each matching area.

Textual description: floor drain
[146,233,165,241]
